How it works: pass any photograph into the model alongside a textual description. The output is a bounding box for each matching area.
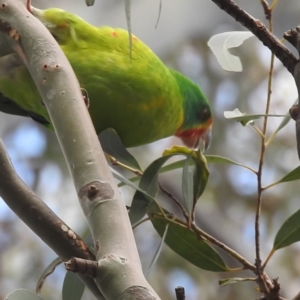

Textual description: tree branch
[0,140,103,299]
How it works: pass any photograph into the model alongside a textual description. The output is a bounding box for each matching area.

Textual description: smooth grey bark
[0,1,160,299]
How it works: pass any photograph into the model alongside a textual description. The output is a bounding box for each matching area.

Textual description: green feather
[0,8,212,148]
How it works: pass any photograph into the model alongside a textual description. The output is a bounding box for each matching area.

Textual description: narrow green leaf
[146,223,169,277]
[273,114,291,135]
[207,31,254,72]
[130,146,210,224]
[62,271,85,300]
[266,102,294,146]
[129,189,152,225]
[117,175,140,188]
[163,146,209,202]
[270,99,297,139]
[206,155,243,165]
[273,208,300,250]
[219,277,255,287]
[5,289,45,300]
[99,128,142,171]
[206,155,256,172]
[112,170,154,201]
[182,155,194,215]
[224,108,286,125]
[160,159,188,173]
[118,158,189,188]
[160,154,253,173]
[113,169,157,224]
[274,166,300,184]
[148,205,228,272]
[36,257,62,294]
[118,153,254,189]
[193,153,209,200]
[129,155,172,224]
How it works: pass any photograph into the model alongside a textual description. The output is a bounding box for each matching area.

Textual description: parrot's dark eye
[200,107,210,120]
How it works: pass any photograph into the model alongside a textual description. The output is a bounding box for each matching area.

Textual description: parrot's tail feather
[0,93,28,116]
[27,111,50,126]
[0,93,50,127]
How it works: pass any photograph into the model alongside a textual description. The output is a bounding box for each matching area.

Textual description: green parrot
[0,7,212,149]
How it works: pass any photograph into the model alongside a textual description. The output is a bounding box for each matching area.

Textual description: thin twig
[251,125,265,139]
[255,10,276,295]
[260,0,271,20]
[132,216,152,229]
[158,182,190,223]
[190,223,256,271]
[106,154,143,176]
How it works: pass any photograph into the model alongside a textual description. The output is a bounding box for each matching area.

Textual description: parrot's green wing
[0,54,51,126]
[0,93,28,116]
[0,93,50,126]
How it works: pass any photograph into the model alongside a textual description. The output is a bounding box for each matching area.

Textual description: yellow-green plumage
[0,8,212,148]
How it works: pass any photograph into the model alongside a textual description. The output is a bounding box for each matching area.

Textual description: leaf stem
[251,125,265,139]
[158,182,191,223]
[106,154,143,176]
[190,223,256,271]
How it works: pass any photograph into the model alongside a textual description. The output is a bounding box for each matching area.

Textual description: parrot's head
[29,7,85,45]
[171,70,212,150]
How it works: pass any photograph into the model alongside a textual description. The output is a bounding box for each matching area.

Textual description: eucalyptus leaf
[267,166,300,189]
[129,154,174,224]
[272,114,291,135]
[36,257,62,294]
[224,108,286,125]
[5,289,45,300]
[112,170,154,201]
[273,208,300,250]
[208,31,254,72]
[130,146,209,224]
[163,146,209,201]
[182,155,194,215]
[148,205,228,272]
[118,153,254,189]
[62,271,85,300]
[219,277,255,287]
[146,223,169,276]
[99,128,142,171]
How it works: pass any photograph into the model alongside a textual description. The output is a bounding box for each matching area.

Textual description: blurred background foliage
[1,0,300,299]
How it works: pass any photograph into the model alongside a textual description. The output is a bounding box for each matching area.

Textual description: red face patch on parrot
[175,118,213,149]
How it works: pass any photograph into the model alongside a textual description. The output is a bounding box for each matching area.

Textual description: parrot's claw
[290,104,299,121]
[81,88,90,109]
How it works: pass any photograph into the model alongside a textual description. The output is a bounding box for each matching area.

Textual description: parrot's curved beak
[177,123,212,151]
[199,125,212,151]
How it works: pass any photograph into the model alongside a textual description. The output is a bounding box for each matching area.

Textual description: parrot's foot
[290,104,299,121]
[81,88,90,108]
